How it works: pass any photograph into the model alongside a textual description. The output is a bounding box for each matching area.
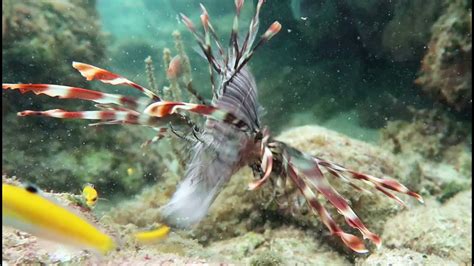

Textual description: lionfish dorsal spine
[180,0,281,100]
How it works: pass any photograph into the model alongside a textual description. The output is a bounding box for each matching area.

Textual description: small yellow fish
[127,167,135,176]
[134,225,171,244]
[82,183,98,208]
[2,183,115,254]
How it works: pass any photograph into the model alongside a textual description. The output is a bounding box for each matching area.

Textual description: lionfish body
[3,0,423,253]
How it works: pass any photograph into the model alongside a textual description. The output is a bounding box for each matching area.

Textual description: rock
[380,108,471,198]
[382,190,472,264]
[206,232,266,263]
[264,228,350,265]
[356,248,459,266]
[206,227,351,265]
[381,108,469,160]
[2,0,106,85]
[415,0,472,112]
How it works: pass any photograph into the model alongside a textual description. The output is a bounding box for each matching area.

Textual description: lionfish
[2,0,423,253]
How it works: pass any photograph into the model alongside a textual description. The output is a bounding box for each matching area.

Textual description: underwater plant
[2,0,423,253]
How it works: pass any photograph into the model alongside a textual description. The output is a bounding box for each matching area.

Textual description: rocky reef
[381,108,472,202]
[1,0,195,198]
[3,124,471,265]
[415,0,472,113]
[2,0,106,85]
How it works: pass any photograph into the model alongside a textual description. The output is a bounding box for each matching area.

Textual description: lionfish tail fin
[160,174,224,228]
[160,140,236,228]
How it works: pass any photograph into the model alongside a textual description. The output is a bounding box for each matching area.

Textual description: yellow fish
[82,183,98,208]
[127,167,135,176]
[2,183,115,254]
[134,225,171,244]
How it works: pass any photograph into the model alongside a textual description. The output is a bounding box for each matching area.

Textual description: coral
[415,0,472,112]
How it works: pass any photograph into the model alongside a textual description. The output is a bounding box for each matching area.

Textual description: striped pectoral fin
[18,109,137,122]
[352,173,424,204]
[72,62,161,101]
[144,101,250,131]
[289,152,382,248]
[285,162,369,253]
[18,109,170,129]
[325,168,373,195]
[2,83,150,112]
[315,156,423,204]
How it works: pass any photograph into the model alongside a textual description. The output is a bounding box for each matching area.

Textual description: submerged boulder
[415,0,472,112]
[382,190,472,264]
[2,0,106,84]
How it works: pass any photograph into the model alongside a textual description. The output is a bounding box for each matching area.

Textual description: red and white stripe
[248,146,273,190]
[2,83,150,112]
[144,101,250,131]
[72,62,161,101]
[314,156,424,204]
[284,156,369,253]
[292,153,382,248]
[18,109,168,128]
[249,128,274,190]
